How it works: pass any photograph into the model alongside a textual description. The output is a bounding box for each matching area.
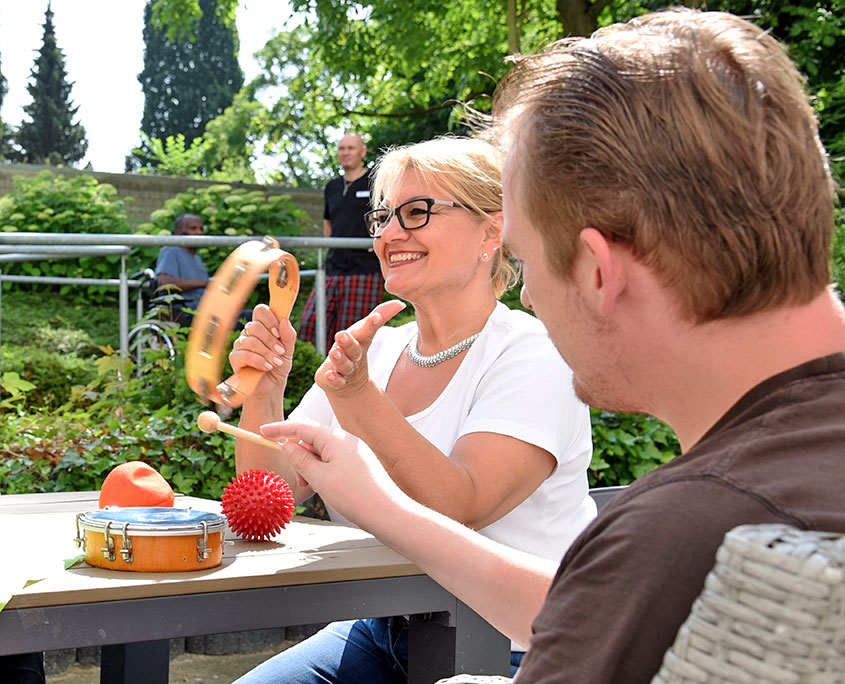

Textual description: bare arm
[264,420,558,647]
[328,378,554,528]
[315,307,556,528]
[156,272,207,293]
[229,305,313,502]
[323,219,332,238]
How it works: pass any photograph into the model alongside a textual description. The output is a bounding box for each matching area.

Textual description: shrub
[589,410,680,486]
[132,183,311,279]
[0,289,120,349]
[0,317,324,498]
[1,345,96,409]
[833,205,845,299]
[0,171,132,303]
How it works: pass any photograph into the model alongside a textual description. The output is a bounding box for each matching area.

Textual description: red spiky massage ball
[221,469,295,541]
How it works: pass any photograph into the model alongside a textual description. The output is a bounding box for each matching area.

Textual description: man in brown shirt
[252,9,845,684]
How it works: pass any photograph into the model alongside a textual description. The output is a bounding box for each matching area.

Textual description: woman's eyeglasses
[364,198,469,237]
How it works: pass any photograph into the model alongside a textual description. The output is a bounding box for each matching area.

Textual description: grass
[1,287,121,351]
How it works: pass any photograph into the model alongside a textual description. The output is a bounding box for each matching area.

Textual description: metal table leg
[407,602,510,684]
[100,640,169,684]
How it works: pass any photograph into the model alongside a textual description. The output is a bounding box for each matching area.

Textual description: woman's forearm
[327,382,488,523]
[236,390,312,502]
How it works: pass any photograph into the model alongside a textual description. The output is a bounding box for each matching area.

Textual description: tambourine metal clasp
[185,237,300,408]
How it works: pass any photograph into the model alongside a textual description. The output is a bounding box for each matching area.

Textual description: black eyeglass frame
[364,198,470,237]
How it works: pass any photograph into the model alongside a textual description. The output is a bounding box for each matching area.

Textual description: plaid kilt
[297,272,384,349]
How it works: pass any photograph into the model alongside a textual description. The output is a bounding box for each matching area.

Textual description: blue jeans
[233,618,523,684]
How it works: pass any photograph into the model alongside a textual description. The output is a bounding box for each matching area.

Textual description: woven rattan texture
[652,524,845,683]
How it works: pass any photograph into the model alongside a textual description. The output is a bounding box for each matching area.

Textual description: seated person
[155,213,251,329]
[256,10,845,684]
[228,137,596,683]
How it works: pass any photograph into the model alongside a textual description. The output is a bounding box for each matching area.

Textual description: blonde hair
[493,9,834,322]
[371,136,519,298]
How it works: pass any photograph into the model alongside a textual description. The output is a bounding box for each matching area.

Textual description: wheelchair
[126,269,183,370]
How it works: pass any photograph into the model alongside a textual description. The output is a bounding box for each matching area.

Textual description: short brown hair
[371,136,519,298]
[493,9,834,322]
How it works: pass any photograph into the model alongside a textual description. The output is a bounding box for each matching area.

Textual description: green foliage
[589,409,680,486]
[132,0,243,172]
[11,4,87,166]
[132,183,309,277]
[150,0,237,41]
[0,171,133,303]
[0,289,121,350]
[1,345,96,408]
[0,301,324,497]
[833,206,845,299]
[130,92,264,182]
[285,340,323,413]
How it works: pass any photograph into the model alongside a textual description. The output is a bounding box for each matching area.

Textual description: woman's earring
[482,252,489,261]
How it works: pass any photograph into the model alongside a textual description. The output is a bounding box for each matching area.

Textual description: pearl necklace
[406,332,480,368]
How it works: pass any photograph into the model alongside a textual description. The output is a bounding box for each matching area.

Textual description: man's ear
[579,228,625,316]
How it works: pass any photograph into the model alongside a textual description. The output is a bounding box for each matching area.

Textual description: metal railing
[0,232,375,357]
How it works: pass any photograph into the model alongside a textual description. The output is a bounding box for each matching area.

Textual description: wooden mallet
[197,411,286,451]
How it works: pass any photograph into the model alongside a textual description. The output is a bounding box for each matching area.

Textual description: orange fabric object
[98,461,175,508]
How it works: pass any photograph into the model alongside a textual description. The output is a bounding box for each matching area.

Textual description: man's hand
[261,420,406,529]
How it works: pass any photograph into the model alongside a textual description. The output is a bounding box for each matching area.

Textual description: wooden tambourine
[75,508,227,572]
[185,237,299,408]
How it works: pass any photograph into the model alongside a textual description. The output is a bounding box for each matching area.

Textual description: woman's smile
[387,251,426,265]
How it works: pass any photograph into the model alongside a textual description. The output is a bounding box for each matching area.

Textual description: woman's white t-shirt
[291,302,596,561]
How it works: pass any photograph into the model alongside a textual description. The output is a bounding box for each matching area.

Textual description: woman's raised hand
[314,300,406,397]
[228,304,298,397]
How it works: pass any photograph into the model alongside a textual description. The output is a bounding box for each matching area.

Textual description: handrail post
[315,248,327,356]
[119,256,129,357]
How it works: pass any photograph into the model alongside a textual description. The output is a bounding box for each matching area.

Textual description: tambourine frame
[185,236,300,408]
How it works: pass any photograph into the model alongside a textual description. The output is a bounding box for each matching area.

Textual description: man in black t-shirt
[298,133,383,349]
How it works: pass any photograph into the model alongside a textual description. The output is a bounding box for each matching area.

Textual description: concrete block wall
[0,162,324,233]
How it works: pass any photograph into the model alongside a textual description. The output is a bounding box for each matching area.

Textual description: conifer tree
[0,53,14,160]
[132,0,243,171]
[15,2,88,166]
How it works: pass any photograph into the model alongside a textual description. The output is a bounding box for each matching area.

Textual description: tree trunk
[555,0,601,37]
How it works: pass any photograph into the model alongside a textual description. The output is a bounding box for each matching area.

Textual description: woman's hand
[314,300,406,398]
[228,304,298,397]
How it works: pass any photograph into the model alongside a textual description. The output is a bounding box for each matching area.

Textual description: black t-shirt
[324,169,381,275]
[516,352,845,683]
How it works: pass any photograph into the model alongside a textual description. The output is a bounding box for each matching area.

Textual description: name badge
[356,190,370,198]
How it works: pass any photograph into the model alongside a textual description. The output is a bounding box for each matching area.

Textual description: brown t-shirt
[515,353,845,683]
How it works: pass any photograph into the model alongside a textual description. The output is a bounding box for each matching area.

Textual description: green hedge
[0,172,132,303]
[0,172,310,309]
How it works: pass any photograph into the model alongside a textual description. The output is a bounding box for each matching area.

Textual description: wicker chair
[652,524,845,683]
[435,524,845,684]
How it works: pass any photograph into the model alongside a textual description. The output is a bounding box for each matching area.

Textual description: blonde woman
[230,137,594,684]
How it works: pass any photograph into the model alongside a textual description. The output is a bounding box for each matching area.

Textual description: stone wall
[0,163,324,233]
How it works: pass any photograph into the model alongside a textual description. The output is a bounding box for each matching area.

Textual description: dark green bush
[833,206,845,299]
[0,289,120,349]
[589,410,679,486]
[1,345,96,408]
